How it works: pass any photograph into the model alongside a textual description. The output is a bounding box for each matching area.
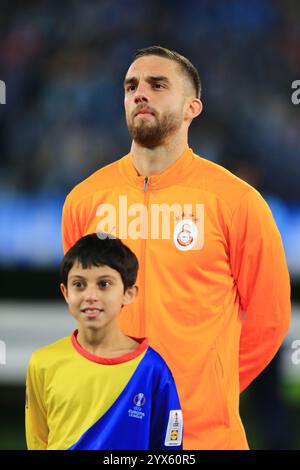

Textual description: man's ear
[122,285,138,307]
[184,98,202,123]
[60,283,69,304]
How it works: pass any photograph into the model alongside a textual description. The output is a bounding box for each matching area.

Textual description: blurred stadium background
[0,0,299,449]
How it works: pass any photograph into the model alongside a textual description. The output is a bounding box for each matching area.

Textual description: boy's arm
[229,188,291,392]
[150,370,183,450]
[25,355,48,450]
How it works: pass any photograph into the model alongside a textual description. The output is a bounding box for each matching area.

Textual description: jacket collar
[118,146,195,190]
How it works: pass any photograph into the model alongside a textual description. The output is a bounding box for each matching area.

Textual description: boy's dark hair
[61,233,138,291]
[134,45,201,99]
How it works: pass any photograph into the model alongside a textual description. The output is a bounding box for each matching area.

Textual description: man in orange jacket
[62,46,291,449]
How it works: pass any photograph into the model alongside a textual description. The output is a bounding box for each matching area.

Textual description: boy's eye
[73,281,84,288]
[99,281,111,288]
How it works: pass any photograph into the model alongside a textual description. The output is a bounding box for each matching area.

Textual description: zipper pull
[143,176,149,192]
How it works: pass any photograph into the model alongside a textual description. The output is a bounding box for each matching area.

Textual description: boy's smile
[81,307,104,319]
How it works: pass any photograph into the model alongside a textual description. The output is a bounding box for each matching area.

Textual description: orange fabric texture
[62,147,290,449]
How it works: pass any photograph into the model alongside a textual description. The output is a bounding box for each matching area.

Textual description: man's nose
[134,83,149,104]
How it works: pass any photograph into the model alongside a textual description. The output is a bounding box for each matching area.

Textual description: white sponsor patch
[164,410,183,446]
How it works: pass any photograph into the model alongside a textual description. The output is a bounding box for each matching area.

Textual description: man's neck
[130,135,188,176]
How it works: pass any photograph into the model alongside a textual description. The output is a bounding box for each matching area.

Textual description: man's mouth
[135,108,155,118]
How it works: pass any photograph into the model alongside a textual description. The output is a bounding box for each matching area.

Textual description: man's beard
[127,110,182,148]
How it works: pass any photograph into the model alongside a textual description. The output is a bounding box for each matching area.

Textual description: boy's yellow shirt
[26,333,147,449]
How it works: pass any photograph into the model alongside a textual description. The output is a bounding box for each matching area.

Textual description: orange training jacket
[62,147,291,449]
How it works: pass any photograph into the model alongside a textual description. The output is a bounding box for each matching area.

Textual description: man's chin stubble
[128,123,164,148]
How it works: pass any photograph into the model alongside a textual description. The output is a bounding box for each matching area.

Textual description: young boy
[25,233,183,450]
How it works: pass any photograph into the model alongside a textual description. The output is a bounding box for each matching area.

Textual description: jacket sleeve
[229,188,291,393]
[150,369,183,450]
[61,194,83,254]
[25,355,48,450]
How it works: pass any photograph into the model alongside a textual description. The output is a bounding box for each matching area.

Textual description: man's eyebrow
[123,77,137,88]
[147,75,170,84]
[123,75,171,87]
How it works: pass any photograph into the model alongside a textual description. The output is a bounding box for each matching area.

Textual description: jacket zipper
[143,176,149,192]
[140,176,149,336]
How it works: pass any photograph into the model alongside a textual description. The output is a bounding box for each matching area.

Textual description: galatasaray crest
[173,219,198,251]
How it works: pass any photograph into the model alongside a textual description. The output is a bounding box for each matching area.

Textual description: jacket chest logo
[174,219,198,251]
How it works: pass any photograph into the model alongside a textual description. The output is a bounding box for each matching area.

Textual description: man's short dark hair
[61,233,138,291]
[134,45,201,99]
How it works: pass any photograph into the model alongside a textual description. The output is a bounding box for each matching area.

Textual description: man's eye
[127,85,136,92]
[153,83,163,89]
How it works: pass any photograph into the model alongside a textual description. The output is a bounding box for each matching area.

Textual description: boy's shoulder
[29,336,72,369]
[145,346,168,363]
[143,346,174,380]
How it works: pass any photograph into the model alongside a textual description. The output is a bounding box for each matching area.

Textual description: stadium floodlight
[0,80,6,104]
[0,340,6,365]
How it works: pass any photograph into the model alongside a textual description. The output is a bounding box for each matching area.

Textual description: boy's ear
[60,283,68,303]
[122,285,138,306]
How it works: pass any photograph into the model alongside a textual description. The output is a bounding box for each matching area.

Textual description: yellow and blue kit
[25,331,183,450]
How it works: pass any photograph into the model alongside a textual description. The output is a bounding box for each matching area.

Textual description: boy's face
[60,262,137,332]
